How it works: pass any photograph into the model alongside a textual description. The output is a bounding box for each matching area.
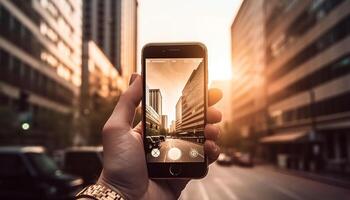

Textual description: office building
[0,0,82,146]
[145,86,160,134]
[260,0,350,173]
[170,120,176,133]
[161,115,168,130]
[81,41,123,113]
[175,96,182,132]
[149,89,162,115]
[230,0,267,140]
[79,41,124,144]
[120,0,137,84]
[180,62,205,135]
[82,0,137,85]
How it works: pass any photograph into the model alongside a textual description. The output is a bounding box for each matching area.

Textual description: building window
[269,15,350,83]
[339,133,348,159]
[326,134,335,159]
[269,54,350,104]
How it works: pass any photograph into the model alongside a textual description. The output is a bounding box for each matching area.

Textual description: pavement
[180,163,350,200]
[146,138,204,162]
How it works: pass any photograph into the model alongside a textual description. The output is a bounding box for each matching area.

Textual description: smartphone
[142,43,208,178]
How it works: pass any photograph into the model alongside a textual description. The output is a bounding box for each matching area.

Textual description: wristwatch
[75,184,126,200]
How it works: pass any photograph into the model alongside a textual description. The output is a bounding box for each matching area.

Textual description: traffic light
[19,91,29,112]
[18,91,32,131]
[19,112,32,131]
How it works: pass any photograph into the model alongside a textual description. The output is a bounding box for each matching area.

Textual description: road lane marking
[270,184,303,200]
[163,139,173,162]
[215,166,244,186]
[231,168,304,200]
[197,181,210,200]
[214,178,239,200]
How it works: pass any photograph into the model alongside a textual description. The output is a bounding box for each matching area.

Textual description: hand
[98,74,222,200]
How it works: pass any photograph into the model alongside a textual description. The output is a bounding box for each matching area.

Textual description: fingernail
[129,73,138,86]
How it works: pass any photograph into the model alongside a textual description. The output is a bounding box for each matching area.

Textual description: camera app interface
[145,58,205,163]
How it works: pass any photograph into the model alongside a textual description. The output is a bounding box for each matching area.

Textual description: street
[180,164,350,200]
[146,138,204,162]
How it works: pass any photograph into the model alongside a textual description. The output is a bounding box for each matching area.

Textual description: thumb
[107,74,142,127]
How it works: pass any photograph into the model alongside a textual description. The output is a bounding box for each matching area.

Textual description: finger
[204,124,220,141]
[108,74,142,126]
[208,88,223,106]
[207,107,222,124]
[133,121,142,133]
[204,140,220,164]
[160,179,190,198]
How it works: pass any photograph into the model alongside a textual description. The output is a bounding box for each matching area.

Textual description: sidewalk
[269,165,350,189]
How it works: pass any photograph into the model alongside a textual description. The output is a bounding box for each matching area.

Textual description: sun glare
[138,0,243,84]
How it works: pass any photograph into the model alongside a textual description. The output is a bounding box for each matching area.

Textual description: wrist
[76,183,126,200]
[97,177,128,200]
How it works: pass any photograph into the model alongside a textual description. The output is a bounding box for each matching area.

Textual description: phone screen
[145,58,205,163]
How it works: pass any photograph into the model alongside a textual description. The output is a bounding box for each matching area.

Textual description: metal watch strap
[76,184,126,200]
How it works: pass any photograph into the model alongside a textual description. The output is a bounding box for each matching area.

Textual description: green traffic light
[21,122,30,130]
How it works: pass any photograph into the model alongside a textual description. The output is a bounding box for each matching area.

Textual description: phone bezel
[141,42,208,178]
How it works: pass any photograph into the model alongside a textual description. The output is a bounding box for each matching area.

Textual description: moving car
[62,146,103,185]
[0,146,83,200]
[234,152,254,167]
[216,153,234,166]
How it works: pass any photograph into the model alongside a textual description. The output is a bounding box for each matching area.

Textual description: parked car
[216,153,233,166]
[145,136,161,152]
[62,146,103,186]
[159,135,166,141]
[0,146,83,200]
[233,152,254,167]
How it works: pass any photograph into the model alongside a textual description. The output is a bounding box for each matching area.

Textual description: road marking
[214,178,239,200]
[197,181,210,200]
[237,167,303,200]
[270,184,303,200]
[215,166,244,186]
[163,139,172,162]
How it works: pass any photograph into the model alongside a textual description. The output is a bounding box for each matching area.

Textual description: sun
[208,59,232,84]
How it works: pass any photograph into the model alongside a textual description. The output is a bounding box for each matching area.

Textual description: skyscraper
[145,86,160,134]
[161,115,168,130]
[83,0,121,69]
[230,0,267,140]
[180,62,205,135]
[149,89,162,116]
[82,0,137,83]
[175,96,182,131]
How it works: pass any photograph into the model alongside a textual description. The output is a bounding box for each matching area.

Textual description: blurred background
[0,0,350,199]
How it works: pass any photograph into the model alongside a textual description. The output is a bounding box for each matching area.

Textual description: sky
[146,58,203,123]
[137,0,243,82]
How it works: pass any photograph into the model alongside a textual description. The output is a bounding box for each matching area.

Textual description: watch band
[75,184,126,200]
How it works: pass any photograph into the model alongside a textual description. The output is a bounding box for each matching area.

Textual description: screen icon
[189,149,199,158]
[168,147,182,161]
[151,148,160,158]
